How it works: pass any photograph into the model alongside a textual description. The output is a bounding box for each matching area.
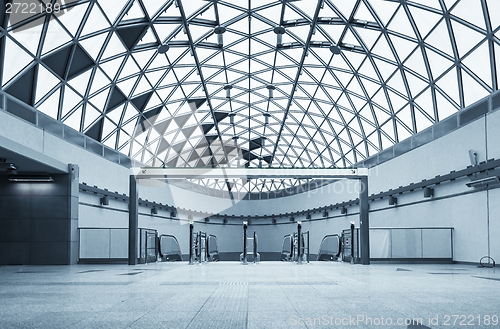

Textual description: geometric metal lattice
[1,0,499,193]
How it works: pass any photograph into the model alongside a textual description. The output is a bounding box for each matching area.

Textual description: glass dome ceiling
[1,0,499,194]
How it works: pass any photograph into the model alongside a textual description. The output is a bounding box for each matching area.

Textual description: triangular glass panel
[388,6,417,39]
[37,87,61,119]
[424,19,454,57]
[36,64,60,103]
[332,0,357,20]
[79,32,108,60]
[56,2,89,37]
[372,34,397,63]
[4,64,36,105]
[43,18,73,56]
[368,0,400,27]
[462,40,491,88]
[451,20,486,57]
[451,0,486,30]
[354,27,382,51]
[117,76,139,98]
[436,68,460,104]
[387,87,408,112]
[118,55,141,80]
[88,86,109,110]
[414,87,435,120]
[98,0,128,25]
[405,71,429,97]
[9,17,44,56]
[120,0,146,23]
[409,5,443,39]
[461,68,490,107]
[101,32,128,61]
[106,104,125,124]
[132,76,152,97]
[61,86,83,119]
[425,47,453,79]
[387,69,408,97]
[99,56,125,81]
[68,44,95,80]
[81,4,111,37]
[414,107,433,132]
[136,27,158,47]
[116,25,148,50]
[435,88,459,120]
[132,49,156,70]
[0,37,33,86]
[372,58,397,82]
[106,86,128,112]
[83,104,102,131]
[389,34,418,62]
[90,68,111,94]
[63,104,82,131]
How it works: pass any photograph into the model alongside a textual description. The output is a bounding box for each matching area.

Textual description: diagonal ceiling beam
[270,0,324,167]
[176,0,229,167]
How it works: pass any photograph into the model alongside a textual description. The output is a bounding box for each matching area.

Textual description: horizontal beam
[132,167,369,180]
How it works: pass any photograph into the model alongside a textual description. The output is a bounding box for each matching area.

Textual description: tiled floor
[0,261,498,328]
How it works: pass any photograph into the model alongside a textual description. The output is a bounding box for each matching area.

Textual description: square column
[128,175,138,265]
[359,176,370,265]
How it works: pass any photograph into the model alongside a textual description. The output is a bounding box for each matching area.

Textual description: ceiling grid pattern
[1,0,499,194]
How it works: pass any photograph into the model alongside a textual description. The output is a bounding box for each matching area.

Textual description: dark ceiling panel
[67,44,94,80]
[131,92,153,112]
[106,86,127,112]
[42,45,72,79]
[116,25,148,50]
[5,65,36,105]
[84,118,103,141]
[188,98,206,111]
[214,112,228,123]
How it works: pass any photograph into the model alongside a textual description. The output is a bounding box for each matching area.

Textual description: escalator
[281,232,308,262]
[317,234,341,261]
[280,234,293,261]
[159,234,183,261]
[207,234,220,262]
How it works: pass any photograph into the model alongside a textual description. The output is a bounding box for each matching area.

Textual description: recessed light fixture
[9,175,53,182]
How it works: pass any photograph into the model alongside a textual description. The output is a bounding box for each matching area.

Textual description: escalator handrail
[317,234,341,260]
[253,231,257,257]
[159,234,183,260]
[281,234,292,254]
[207,234,219,255]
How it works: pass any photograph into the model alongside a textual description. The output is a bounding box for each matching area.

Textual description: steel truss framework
[1,0,499,194]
